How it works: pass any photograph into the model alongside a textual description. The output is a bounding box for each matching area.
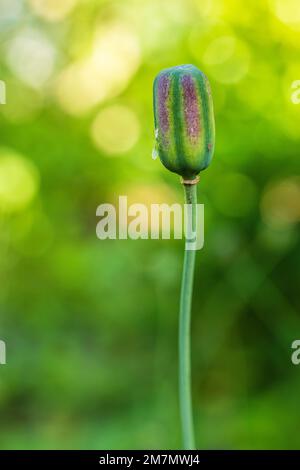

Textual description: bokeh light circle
[6,28,56,89]
[90,105,140,155]
[0,148,39,213]
[203,36,250,84]
[28,0,77,22]
[261,178,300,228]
[272,0,300,30]
[56,23,140,116]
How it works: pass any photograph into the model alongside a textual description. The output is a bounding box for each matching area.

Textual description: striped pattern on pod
[153,64,215,180]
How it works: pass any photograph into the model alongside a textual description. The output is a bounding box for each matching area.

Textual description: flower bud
[153,64,215,180]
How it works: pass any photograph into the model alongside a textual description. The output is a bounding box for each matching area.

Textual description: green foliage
[0,0,300,450]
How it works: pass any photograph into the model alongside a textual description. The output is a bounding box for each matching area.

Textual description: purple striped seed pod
[153,64,215,180]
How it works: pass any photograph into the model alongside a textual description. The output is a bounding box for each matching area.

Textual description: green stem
[179,183,197,450]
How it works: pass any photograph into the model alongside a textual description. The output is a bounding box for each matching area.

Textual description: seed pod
[153,64,215,180]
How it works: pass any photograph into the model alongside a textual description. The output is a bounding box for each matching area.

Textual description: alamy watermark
[291,340,300,365]
[291,81,300,104]
[0,80,6,105]
[0,340,6,365]
[96,196,204,250]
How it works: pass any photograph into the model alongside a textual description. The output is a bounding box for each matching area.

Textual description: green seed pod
[153,64,215,180]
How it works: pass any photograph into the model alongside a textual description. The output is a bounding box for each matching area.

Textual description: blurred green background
[1,0,300,450]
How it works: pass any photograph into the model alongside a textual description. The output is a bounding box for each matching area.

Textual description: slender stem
[179,183,197,450]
